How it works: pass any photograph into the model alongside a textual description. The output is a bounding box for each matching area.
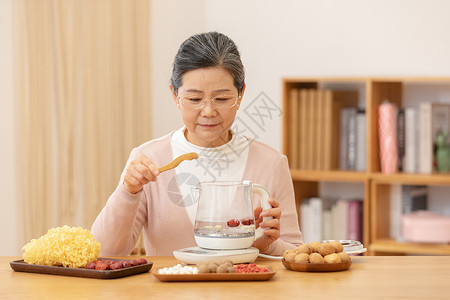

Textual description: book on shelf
[390,184,403,241]
[322,199,333,241]
[347,109,357,170]
[340,107,364,171]
[310,197,323,243]
[294,89,358,171]
[299,89,308,170]
[390,184,428,241]
[348,199,363,241]
[330,91,359,170]
[316,90,325,170]
[356,109,366,171]
[300,197,322,243]
[300,89,313,170]
[330,199,339,240]
[310,90,318,170]
[336,199,349,240]
[404,107,418,173]
[298,88,319,171]
[339,108,349,170]
[306,89,315,170]
[297,90,302,169]
[300,197,363,243]
[397,108,405,172]
[419,102,450,174]
[299,89,312,169]
[322,90,333,170]
[300,198,312,243]
[289,88,299,169]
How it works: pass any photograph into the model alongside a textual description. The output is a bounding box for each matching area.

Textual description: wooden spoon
[158,152,199,173]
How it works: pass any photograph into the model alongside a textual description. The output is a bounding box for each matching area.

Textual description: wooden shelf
[290,169,368,182]
[291,170,450,184]
[370,172,450,185]
[369,239,450,255]
[283,77,450,256]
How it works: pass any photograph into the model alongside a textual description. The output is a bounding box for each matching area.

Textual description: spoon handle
[158,152,199,173]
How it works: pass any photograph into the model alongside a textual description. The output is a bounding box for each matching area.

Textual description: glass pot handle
[251,183,272,240]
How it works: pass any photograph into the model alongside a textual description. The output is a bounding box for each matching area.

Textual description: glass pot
[193,181,272,250]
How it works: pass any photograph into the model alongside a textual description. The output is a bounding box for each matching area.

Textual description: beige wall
[2,0,450,255]
[202,0,450,150]
[0,0,18,255]
[0,0,206,255]
[150,0,205,139]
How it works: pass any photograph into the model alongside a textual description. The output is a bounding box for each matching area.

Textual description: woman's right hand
[123,155,160,194]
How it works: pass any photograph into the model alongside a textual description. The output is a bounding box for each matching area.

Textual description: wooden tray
[10,258,153,279]
[152,266,276,282]
[282,259,352,272]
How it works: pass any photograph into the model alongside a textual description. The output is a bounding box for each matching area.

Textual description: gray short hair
[171,32,245,95]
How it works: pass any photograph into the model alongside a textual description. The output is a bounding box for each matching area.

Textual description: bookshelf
[282,77,450,255]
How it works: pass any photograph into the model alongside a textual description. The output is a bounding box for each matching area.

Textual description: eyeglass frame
[176,93,242,110]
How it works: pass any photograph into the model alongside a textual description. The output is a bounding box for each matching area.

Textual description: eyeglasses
[177,94,240,110]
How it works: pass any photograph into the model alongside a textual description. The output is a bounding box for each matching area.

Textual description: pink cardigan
[91,132,303,256]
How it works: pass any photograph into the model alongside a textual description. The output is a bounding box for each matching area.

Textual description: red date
[85,261,96,269]
[95,262,109,270]
[85,257,147,270]
[110,262,122,270]
[122,260,132,268]
[130,260,139,267]
[227,219,240,227]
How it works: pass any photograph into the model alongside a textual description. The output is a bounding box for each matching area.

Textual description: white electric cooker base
[173,247,259,265]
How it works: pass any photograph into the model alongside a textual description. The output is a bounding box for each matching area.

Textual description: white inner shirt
[170,127,250,224]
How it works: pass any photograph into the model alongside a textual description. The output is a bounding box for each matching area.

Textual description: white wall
[0,0,19,255]
[2,0,450,255]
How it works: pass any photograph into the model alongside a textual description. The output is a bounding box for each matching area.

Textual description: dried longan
[208,262,218,273]
[227,266,235,273]
[294,253,310,263]
[284,252,297,262]
[216,264,228,273]
[337,251,351,262]
[283,249,295,257]
[198,264,210,273]
[309,241,320,253]
[309,252,324,264]
[324,253,341,264]
[295,244,312,254]
[223,260,233,267]
[330,241,344,253]
[318,243,335,256]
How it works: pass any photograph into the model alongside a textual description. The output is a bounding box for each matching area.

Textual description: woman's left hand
[252,197,281,253]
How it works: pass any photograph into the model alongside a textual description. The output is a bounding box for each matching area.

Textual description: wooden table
[1,256,449,299]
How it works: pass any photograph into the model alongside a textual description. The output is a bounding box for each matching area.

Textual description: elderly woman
[91,32,303,256]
